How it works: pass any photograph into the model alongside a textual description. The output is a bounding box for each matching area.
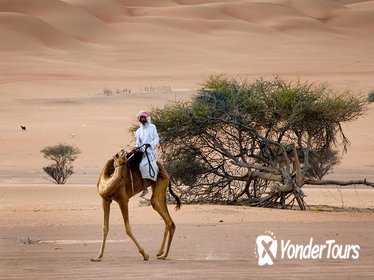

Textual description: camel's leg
[91,198,112,262]
[118,198,149,261]
[151,183,176,260]
[155,196,170,257]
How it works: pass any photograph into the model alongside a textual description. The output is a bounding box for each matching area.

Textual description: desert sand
[0,0,373,279]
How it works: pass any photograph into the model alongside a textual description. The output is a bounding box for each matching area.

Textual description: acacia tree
[41,143,81,184]
[151,76,373,209]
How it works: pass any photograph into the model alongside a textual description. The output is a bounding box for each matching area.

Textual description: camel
[91,149,181,262]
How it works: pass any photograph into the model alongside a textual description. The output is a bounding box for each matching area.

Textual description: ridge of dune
[347,0,374,9]
[63,0,132,22]
[116,0,367,36]
[0,12,85,51]
[116,0,178,7]
[125,3,277,35]
[326,2,374,35]
[0,0,373,52]
[176,0,236,4]
[0,0,111,47]
[131,4,231,20]
[128,1,343,36]
[222,1,306,23]
[288,0,347,21]
[220,1,342,35]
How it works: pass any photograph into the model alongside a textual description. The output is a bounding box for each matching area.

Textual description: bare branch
[305,179,374,188]
[292,144,303,186]
[231,160,281,174]
[276,181,294,192]
[250,170,283,182]
[302,134,312,176]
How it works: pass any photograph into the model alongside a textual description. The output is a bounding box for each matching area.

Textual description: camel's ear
[119,149,127,158]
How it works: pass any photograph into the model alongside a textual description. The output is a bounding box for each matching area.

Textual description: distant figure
[21,125,26,131]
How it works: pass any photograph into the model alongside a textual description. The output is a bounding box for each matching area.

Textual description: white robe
[135,123,159,181]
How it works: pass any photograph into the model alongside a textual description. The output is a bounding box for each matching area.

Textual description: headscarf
[137,110,151,122]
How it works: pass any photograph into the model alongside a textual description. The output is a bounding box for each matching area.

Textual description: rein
[144,147,156,178]
[133,143,156,178]
[113,145,155,196]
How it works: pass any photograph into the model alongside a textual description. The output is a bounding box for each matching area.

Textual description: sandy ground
[0,185,373,279]
[0,0,374,278]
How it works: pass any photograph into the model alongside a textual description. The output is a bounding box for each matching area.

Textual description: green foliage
[306,148,340,180]
[41,143,81,184]
[163,147,206,187]
[368,90,374,103]
[151,76,367,203]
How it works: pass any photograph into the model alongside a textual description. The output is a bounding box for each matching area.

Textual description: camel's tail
[168,181,181,210]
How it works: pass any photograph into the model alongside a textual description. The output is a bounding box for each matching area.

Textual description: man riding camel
[135,111,160,197]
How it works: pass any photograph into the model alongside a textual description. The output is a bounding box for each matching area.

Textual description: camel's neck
[98,161,127,197]
[112,164,125,175]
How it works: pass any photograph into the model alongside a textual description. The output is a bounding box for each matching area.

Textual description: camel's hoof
[91,257,102,262]
[156,251,164,257]
[157,255,167,260]
[143,253,150,261]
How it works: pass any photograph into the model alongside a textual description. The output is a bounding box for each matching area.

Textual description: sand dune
[116,0,178,7]
[287,0,346,20]
[0,0,373,184]
[327,6,374,35]
[64,0,133,22]
[1,0,373,51]
[0,0,111,48]
[0,12,85,50]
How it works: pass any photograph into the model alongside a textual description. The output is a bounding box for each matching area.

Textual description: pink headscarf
[137,110,150,120]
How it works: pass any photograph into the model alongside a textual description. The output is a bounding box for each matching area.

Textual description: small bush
[368,90,374,103]
[41,143,81,184]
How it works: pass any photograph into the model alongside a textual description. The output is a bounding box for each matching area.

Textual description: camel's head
[113,149,127,168]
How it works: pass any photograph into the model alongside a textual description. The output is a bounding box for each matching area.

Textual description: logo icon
[255,231,277,266]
